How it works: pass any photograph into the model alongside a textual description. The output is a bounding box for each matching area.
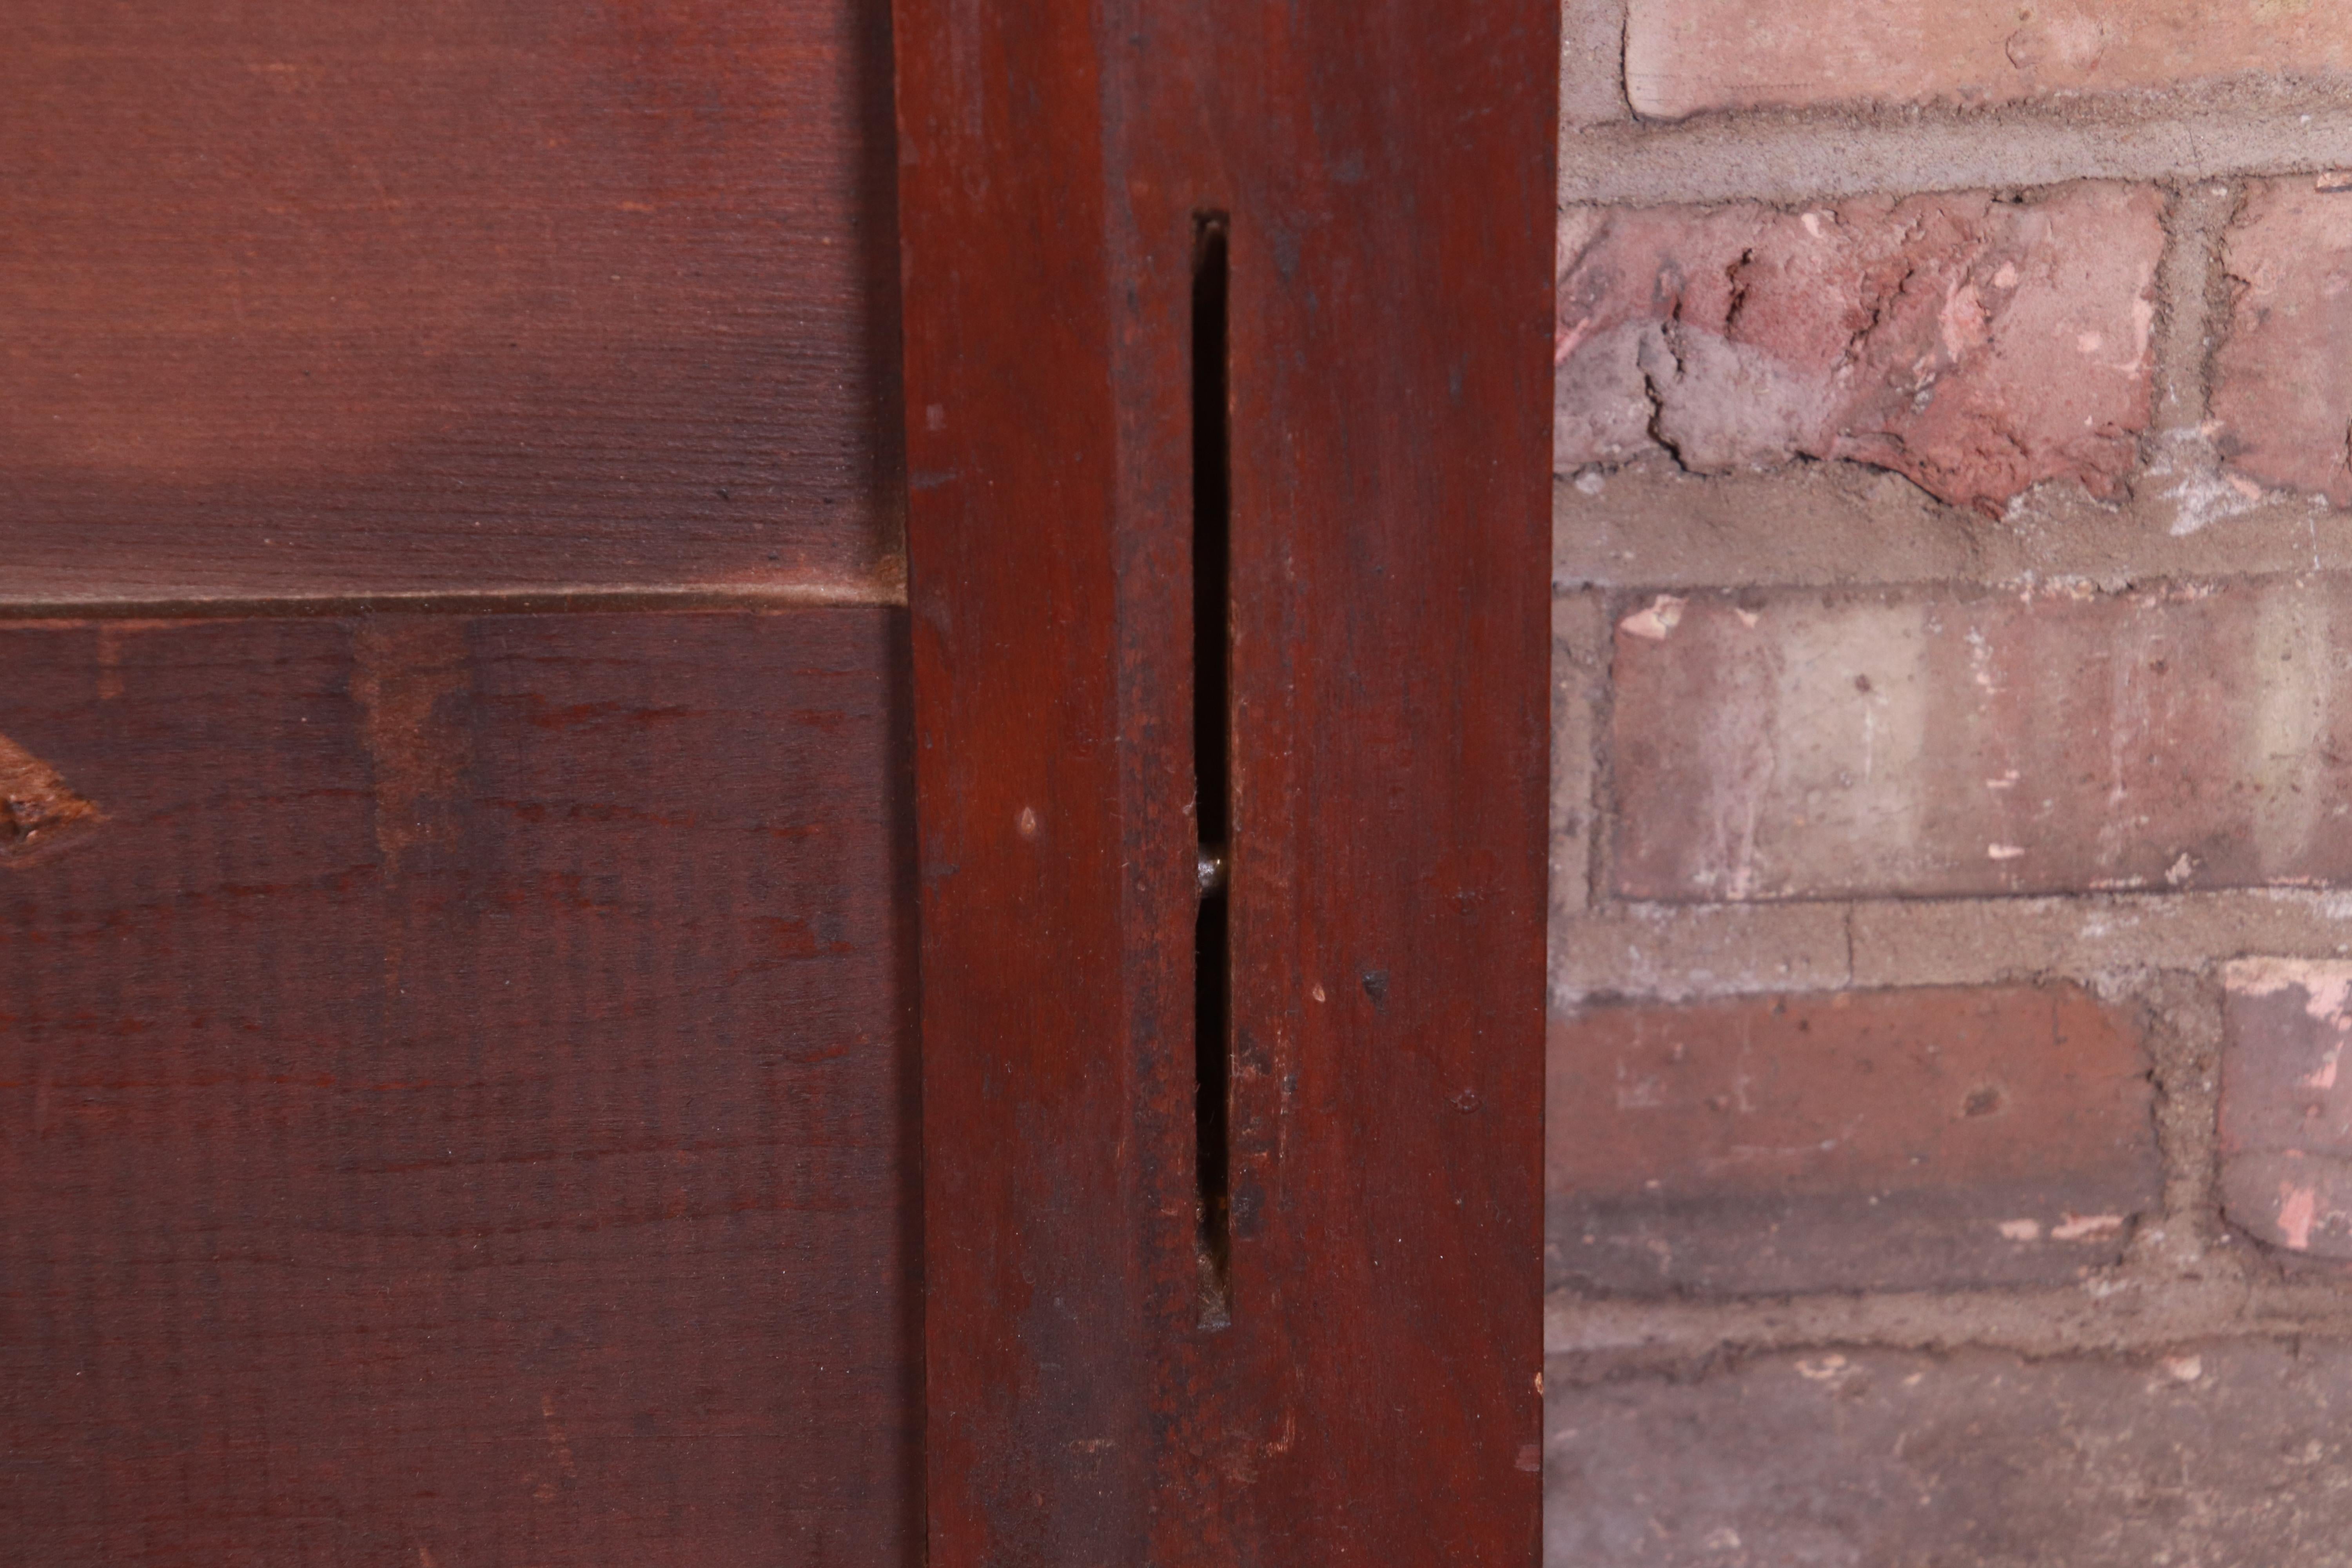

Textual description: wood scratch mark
[96,626,127,701]
[541,1392,579,1480]
[352,621,472,999]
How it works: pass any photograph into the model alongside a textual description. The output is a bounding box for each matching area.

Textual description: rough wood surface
[897,0,1556,1558]
[0,1,901,601]
[0,611,919,1564]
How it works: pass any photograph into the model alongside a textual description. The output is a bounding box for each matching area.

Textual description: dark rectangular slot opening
[1192,212,1234,1331]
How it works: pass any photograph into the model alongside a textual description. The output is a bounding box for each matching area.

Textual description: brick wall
[1549,7,2352,1561]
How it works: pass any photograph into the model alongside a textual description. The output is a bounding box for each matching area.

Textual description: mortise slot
[1192,211,1234,1331]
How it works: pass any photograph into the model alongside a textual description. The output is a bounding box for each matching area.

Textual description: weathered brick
[1624,0,2352,119]
[1554,186,2162,515]
[1548,985,2158,1295]
[2214,179,2352,507]
[2222,958,2352,1258]
[1561,0,1632,126]
[1549,1341,2352,1567]
[1611,580,2352,902]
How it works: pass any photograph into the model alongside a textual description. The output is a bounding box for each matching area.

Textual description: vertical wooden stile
[894,0,1558,1559]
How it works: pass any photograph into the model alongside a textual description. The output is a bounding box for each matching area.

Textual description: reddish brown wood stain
[0,612,919,1564]
[1,1,901,599]
[897,0,1555,1559]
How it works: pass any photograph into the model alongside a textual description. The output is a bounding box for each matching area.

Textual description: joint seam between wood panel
[0,579,909,621]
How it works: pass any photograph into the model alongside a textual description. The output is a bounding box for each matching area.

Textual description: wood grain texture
[897,0,1556,1560]
[0,611,919,1564]
[0,1,901,601]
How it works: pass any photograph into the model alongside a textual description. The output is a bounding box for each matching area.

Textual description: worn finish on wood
[897,0,1556,1560]
[1,1,901,601]
[0,612,919,1564]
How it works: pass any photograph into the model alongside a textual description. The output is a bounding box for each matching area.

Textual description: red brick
[1624,0,2352,118]
[1548,985,2158,1295]
[1549,1342,2352,1566]
[2214,180,2352,507]
[1554,186,2162,515]
[1610,581,2352,902]
[2221,959,2352,1257]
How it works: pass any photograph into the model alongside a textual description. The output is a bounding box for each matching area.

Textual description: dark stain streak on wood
[352,620,472,867]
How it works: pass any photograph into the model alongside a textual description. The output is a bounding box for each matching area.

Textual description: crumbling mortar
[1616,75,2352,140]
[2135,181,2256,538]
[1562,887,2352,1011]
[1570,563,2352,636]
[2181,182,2236,433]
[1540,1267,2352,1376]
[1550,592,1610,931]
[1557,455,2352,592]
[1581,589,1630,917]
[1565,82,2352,207]
[2144,182,2195,434]
[2128,969,2230,1269]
